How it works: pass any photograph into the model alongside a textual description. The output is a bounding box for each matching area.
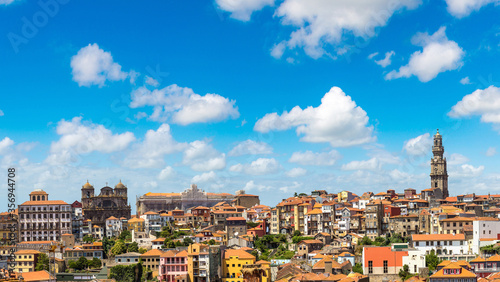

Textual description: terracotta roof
[412,234,465,241]
[299,239,323,245]
[21,270,56,282]
[226,217,246,221]
[106,216,118,220]
[224,249,256,260]
[312,257,342,270]
[20,200,69,205]
[307,209,323,215]
[470,256,486,263]
[431,264,476,278]
[140,249,165,257]
[143,211,159,215]
[15,249,41,254]
[144,192,181,197]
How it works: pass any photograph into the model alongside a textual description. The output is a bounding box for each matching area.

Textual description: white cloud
[450,164,485,178]
[228,140,273,156]
[71,43,130,87]
[285,167,307,177]
[368,52,379,60]
[243,180,272,191]
[130,84,239,125]
[403,133,432,156]
[288,150,341,166]
[254,87,375,147]
[445,0,500,18]
[183,140,226,171]
[341,157,380,171]
[0,110,4,116]
[0,0,16,5]
[460,76,471,85]
[279,181,301,193]
[123,124,187,168]
[145,76,159,87]
[386,27,465,82]
[374,51,395,67]
[274,0,421,59]
[46,117,135,165]
[0,137,14,155]
[448,86,500,127]
[158,166,175,180]
[486,147,497,157]
[448,153,469,165]
[271,41,286,59]
[192,171,218,183]
[215,0,275,21]
[229,158,280,175]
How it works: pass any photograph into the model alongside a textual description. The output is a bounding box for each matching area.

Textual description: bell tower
[81,180,95,209]
[430,129,448,198]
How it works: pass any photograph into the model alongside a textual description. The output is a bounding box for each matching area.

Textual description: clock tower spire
[430,129,448,198]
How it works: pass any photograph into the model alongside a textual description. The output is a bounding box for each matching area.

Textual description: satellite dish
[234,232,239,237]
[316,196,324,204]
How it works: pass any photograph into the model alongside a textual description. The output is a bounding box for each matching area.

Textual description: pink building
[158,250,188,282]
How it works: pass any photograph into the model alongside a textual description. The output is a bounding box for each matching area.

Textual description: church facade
[81,181,132,228]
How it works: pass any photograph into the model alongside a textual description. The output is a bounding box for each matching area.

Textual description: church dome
[115,180,126,189]
[83,180,93,189]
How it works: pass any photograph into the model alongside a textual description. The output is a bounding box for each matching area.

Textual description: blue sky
[1,0,500,211]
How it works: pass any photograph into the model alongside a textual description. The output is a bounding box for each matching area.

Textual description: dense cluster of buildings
[1,130,500,282]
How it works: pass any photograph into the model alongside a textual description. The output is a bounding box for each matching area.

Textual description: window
[368,261,373,274]
[414,265,417,273]
[383,260,388,274]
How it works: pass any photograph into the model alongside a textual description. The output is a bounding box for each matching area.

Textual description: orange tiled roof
[20,200,69,205]
[412,234,465,241]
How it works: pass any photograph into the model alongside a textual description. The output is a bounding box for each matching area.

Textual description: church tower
[430,129,448,198]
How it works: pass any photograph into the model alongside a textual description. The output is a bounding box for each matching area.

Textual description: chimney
[325,260,333,274]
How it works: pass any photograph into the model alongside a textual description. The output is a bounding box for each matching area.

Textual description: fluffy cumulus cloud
[0,137,14,155]
[192,171,218,183]
[123,124,187,168]
[254,87,375,147]
[450,164,485,178]
[183,140,226,171]
[46,117,136,165]
[243,180,272,191]
[445,0,500,18]
[486,147,497,157]
[230,158,281,175]
[460,77,471,85]
[448,153,469,165]
[341,157,380,171]
[403,133,432,156]
[386,27,465,82]
[158,166,175,180]
[228,140,273,156]
[448,86,500,128]
[130,84,239,125]
[374,51,395,68]
[285,167,307,177]
[274,0,421,59]
[71,43,130,87]
[0,110,4,116]
[216,0,275,21]
[288,150,340,166]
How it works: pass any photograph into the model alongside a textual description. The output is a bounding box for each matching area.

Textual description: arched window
[42,196,45,201]
[37,195,40,201]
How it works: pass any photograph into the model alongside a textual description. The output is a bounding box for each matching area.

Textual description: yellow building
[223,249,256,282]
[14,249,41,273]
[187,243,210,282]
[0,211,17,243]
[127,217,145,232]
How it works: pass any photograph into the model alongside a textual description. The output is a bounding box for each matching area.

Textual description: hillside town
[1,131,500,282]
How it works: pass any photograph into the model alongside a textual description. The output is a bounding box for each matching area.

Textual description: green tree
[426,249,442,271]
[109,262,143,282]
[183,237,193,246]
[247,221,259,228]
[35,253,49,271]
[399,264,414,281]
[111,240,127,256]
[82,234,94,243]
[138,247,148,254]
[353,263,363,274]
[127,242,139,253]
[360,236,373,245]
[102,237,115,259]
[76,257,88,270]
[90,257,102,268]
[118,230,132,241]
[292,230,301,237]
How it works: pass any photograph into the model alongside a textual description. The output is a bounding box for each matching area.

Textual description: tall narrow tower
[430,129,448,198]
